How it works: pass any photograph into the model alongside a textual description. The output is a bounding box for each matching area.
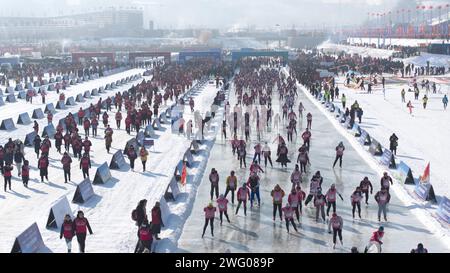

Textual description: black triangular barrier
[17,91,26,99]
[109,150,127,170]
[6,94,17,103]
[353,124,361,137]
[32,108,44,119]
[136,131,145,146]
[47,84,55,91]
[91,89,99,96]
[76,93,85,102]
[183,149,194,168]
[34,81,40,87]
[44,103,56,114]
[368,139,383,156]
[72,178,95,204]
[405,169,415,185]
[84,91,91,98]
[164,176,181,202]
[190,140,200,154]
[0,118,16,130]
[15,84,23,91]
[42,124,56,138]
[93,162,112,185]
[152,118,161,130]
[427,185,437,203]
[11,223,46,253]
[56,100,66,110]
[24,131,37,146]
[17,113,32,125]
[46,196,72,229]
[58,118,67,131]
[144,125,156,138]
[66,97,76,106]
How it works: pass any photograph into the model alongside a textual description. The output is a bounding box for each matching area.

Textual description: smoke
[0,0,401,29]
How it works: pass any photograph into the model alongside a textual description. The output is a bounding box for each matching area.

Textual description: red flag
[419,163,430,184]
[181,162,187,186]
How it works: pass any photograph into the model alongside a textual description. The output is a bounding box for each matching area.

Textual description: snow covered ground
[399,52,450,69]
[175,68,450,253]
[0,67,221,253]
[334,76,450,200]
[0,69,143,144]
[318,41,395,59]
[348,37,450,48]
[319,41,450,69]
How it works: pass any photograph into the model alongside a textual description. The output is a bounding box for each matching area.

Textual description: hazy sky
[0,0,414,29]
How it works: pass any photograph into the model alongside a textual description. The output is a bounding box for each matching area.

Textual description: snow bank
[348,37,449,48]
[156,83,229,253]
[318,41,395,59]
[399,52,450,69]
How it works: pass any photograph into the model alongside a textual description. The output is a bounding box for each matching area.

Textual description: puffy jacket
[21,165,30,177]
[73,217,93,235]
[60,220,75,239]
[271,188,285,204]
[61,155,72,169]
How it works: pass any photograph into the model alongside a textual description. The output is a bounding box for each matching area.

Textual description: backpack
[131,209,138,221]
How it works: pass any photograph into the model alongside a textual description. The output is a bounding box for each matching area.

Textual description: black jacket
[13,152,24,164]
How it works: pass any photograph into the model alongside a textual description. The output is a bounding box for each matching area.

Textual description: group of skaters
[127,59,233,252]
[195,57,422,253]
[401,79,449,114]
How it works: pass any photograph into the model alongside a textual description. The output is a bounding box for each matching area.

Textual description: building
[0,7,144,41]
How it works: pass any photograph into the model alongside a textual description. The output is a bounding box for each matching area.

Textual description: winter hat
[219,194,224,199]
[332,213,337,217]
[379,226,384,232]
[155,202,160,207]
